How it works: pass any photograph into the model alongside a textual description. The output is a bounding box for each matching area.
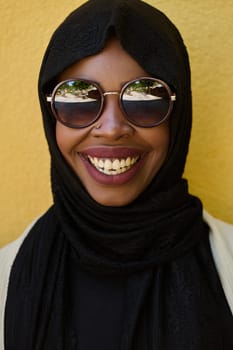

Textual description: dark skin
[56,38,170,207]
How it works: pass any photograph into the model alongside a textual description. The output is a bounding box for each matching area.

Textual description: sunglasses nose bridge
[103,91,120,96]
[101,90,123,118]
[100,89,129,121]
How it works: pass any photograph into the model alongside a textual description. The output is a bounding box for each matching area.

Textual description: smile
[79,147,145,185]
[87,155,140,175]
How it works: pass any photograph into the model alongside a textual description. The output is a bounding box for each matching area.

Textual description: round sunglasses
[46,77,176,128]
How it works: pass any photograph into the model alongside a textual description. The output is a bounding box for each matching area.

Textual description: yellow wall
[0,0,233,247]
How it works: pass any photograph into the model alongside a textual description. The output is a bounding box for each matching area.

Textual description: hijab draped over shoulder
[5,0,233,349]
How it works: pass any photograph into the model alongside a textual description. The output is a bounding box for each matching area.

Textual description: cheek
[161,127,170,156]
[55,122,78,156]
[148,122,170,156]
[147,123,170,175]
[56,126,66,158]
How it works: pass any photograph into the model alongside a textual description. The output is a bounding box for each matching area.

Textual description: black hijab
[5,0,233,349]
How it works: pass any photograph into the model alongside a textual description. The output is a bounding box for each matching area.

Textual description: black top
[67,251,126,349]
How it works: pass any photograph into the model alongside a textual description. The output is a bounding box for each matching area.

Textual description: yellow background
[0,0,233,247]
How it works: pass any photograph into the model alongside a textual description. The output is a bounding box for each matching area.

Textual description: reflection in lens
[53,80,101,127]
[122,79,170,126]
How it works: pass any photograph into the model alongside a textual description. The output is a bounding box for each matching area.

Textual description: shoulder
[203,210,233,314]
[0,217,40,269]
[204,210,233,239]
[0,217,39,350]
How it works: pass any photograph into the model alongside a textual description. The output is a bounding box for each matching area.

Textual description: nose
[91,95,135,140]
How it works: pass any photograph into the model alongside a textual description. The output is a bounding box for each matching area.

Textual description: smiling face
[55,38,170,206]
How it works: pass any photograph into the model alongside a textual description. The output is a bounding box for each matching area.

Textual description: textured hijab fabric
[5,0,233,349]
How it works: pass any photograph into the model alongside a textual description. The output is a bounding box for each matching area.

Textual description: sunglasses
[46,77,176,128]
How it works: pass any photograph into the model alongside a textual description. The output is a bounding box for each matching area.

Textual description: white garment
[0,218,39,350]
[0,212,233,350]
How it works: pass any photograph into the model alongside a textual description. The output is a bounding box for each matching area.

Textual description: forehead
[59,38,148,89]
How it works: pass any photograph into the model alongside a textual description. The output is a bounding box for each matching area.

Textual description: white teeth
[126,157,131,167]
[104,159,112,170]
[112,159,120,170]
[98,159,104,168]
[120,159,126,168]
[87,155,140,175]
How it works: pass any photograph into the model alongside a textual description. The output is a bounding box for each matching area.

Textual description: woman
[1,0,233,349]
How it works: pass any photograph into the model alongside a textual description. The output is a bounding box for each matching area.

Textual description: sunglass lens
[121,79,170,127]
[53,80,102,127]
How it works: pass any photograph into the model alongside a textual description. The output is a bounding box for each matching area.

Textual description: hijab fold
[5,0,233,349]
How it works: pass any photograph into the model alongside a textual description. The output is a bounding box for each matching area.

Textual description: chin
[88,190,139,207]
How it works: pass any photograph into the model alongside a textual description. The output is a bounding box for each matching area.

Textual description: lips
[79,147,146,185]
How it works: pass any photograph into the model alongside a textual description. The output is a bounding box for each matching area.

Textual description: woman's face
[56,38,170,206]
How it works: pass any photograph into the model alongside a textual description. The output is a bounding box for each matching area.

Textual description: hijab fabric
[5,0,233,349]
